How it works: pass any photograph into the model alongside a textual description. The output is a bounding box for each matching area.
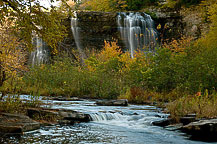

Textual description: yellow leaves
[85,41,122,72]
[52,48,58,55]
[0,22,27,81]
[98,41,122,61]
[85,40,149,76]
[157,24,161,30]
[164,37,192,54]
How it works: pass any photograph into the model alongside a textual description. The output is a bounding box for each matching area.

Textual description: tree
[0,21,27,100]
[0,0,69,53]
[82,0,127,12]
[0,0,70,97]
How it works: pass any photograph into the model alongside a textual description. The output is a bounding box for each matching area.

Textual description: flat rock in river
[0,113,40,134]
[58,110,91,122]
[44,96,83,101]
[181,119,217,141]
[96,99,128,106]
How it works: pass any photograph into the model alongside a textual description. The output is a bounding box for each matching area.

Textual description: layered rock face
[76,11,120,49]
[61,11,120,52]
[61,10,206,52]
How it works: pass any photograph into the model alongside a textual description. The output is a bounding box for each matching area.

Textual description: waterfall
[117,12,158,58]
[30,36,49,66]
[89,113,123,121]
[71,12,85,62]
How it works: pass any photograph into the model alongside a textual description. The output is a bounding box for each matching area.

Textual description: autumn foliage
[0,21,27,89]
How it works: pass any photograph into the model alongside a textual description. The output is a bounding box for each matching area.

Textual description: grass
[167,91,217,120]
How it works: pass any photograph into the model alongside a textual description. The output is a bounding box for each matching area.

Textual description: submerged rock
[96,99,128,106]
[0,113,40,134]
[181,119,217,141]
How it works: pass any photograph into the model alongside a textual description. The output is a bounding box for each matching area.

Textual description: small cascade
[30,36,49,66]
[117,12,158,58]
[71,12,85,62]
[89,113,123,121]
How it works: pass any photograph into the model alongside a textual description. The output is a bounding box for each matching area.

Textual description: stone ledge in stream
[42,96,83,101]
[58,110,91,122]
[0,113,40,135]
[27,108,91,125]
[96,99,128,106]
[181,119,217,141]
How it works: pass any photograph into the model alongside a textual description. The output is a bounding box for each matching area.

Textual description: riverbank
[1,96,217,143]
[0,97,215,143]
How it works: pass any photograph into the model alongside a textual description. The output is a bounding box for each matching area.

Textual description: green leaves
[0,0,68,52]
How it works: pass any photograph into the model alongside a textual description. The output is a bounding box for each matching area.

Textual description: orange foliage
[98,41,122,61]
[163,37,192,53]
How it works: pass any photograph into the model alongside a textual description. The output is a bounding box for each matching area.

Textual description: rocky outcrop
[146,7,185,41]
[96,99,128,106]
[152,118,175,127]
[179,116,196,125]
[58,110,91,122]
[60,9,208,55]
[27,108,59,124]
[0,113,40,134]
[77,11,120,49]
[61,11,121,53]
[27,108,91,125]
[181,119,217,141]
[146,7,209,41]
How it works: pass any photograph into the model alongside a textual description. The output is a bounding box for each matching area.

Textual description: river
[0,95,212,144]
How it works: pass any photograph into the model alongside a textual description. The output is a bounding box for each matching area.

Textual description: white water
[30,36,49,66]
[89,113,124,121]
[71,12,85,62]
[117,12,158,58]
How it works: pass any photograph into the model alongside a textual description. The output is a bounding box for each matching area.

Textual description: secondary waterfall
[89,113,123,121]
[71,12,85,62]
[117,12,158,58]
[30,36,49,66]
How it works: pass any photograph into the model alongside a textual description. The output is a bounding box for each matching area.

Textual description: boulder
[181,119,217,141]
[152,118,175,127]
[96,99,128,106]
[179,117,196,125]
[0,113,40,134]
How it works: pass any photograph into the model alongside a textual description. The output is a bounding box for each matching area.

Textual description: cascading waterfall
[71,12,85,62]
[89,113,124,121]
[117,12,158,58]
[30,36,49,66]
